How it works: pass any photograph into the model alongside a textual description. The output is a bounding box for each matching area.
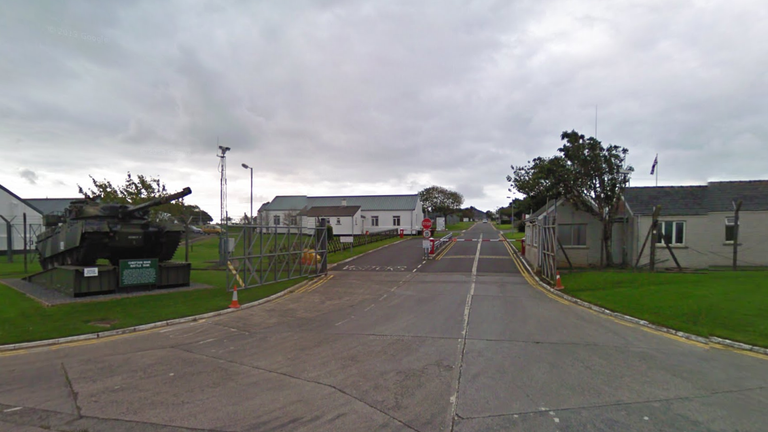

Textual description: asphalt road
[2,222,768,431]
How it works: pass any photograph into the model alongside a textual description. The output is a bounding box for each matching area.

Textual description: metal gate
[539,217,557,285]
[225,222,328,291]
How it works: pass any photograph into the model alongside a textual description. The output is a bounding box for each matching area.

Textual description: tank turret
[36,188,193,269]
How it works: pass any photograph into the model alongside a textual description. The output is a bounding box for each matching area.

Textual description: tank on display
[36,187,192,270]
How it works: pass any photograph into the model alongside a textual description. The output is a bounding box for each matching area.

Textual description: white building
[0,184,44,254]
[258,194,424,235]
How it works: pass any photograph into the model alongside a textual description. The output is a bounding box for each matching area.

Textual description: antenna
[595,105,598,138]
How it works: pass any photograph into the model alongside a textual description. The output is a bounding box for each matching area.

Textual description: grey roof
[0,184,43,215]
[264,194,420,212]
[25,198,79,215]
[625,180,768,216]
[624,186,709,216]
[263,196,310,211]
[305,206,361,217]
[706,180,768,212]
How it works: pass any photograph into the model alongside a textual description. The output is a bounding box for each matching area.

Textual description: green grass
[503,231,524,251]
[494,223,512,230]
[562,270,768,348]
[0,276,302,345]
[445,221,475,231]
[0,255,42,279]
[0,231,408,345]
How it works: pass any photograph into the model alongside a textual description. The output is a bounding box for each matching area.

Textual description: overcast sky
[2,0,767,221]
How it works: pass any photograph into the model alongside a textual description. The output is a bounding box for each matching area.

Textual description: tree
[419,186,464,218]
[508,130,631,266]
[78,172,188,223]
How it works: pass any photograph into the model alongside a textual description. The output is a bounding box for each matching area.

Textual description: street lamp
[242,163,253,224]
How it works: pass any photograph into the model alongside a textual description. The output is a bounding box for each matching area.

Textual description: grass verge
[562,270,768,348]
[0,277,303,345]
[445,221,475,231]
[0,233,406,345]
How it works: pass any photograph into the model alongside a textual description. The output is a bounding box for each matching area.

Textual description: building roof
[25,198,79,215]
[706,180,768,212]
[624,180,768,216]
[264,194,420,212]
[304,206,361,217]
[624,186,709,216]
[0,184,44,215]
[263,196,310,211]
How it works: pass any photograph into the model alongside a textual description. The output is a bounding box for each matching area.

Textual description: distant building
[258,194,424,235]
[0,184,44,254]
[0,184,80,254]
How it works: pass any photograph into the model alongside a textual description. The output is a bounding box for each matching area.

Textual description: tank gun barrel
[123,187,192,216]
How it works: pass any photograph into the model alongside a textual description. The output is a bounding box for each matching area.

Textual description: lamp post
[241,163,253,224]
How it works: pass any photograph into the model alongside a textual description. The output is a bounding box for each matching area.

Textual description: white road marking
[3,407,22,412]
[169,373,174,376]
[644,416,650,421]
[554,418,560,423]
[364,304,375,311]
[197,338,217,345]
[335,319,350,326]
[379,294,387,300]
[449,233,482,426]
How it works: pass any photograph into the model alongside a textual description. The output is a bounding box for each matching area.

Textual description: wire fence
[327,229,400,253]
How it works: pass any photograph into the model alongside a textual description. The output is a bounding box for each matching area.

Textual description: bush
[517,221,526,233]
[326,224,334,238]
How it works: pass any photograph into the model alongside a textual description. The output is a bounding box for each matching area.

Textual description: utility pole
[242,163,253,224]
[733,200,742,271]
[649,206,661,272]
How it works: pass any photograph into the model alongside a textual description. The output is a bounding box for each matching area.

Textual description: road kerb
[510,247,768,358]
[0,277,315,353]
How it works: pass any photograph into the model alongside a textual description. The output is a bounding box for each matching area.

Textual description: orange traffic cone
[229,285,241,309]
[554,271,565,290]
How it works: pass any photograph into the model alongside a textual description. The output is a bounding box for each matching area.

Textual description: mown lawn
[562,270,768,348]
[0,275,301,345]
[446,221,475,231]
[0,232,405,345]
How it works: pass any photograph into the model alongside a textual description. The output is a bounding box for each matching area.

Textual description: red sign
[422,218,432,230]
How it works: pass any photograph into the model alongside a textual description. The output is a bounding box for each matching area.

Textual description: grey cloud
[1,0,767,218]
[19,168,38,185]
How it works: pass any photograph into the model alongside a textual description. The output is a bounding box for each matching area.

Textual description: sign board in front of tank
[436,217,446,231]
[119,259,158,287]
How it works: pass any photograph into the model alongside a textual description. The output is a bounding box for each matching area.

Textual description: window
[290,215,297,225]
[336,217,341,225]
[371,216,379,227]
[273,215,280,225]
[657,221,685,245]
[558,224,587,246]
[725,217,738,242]
[393,215,401,226]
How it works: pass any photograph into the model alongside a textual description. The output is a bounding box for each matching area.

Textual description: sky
[2,0,767,222]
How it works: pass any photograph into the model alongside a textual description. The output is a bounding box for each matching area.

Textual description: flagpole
[655,153,658,186]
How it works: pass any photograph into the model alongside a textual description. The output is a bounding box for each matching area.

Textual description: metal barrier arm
[428,233,453,259]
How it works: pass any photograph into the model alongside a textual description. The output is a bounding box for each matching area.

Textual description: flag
[650,154,658,175]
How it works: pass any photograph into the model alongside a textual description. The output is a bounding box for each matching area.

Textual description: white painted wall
[361,209,423,235]
[0,189,43,253]
[632,211,768,269]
